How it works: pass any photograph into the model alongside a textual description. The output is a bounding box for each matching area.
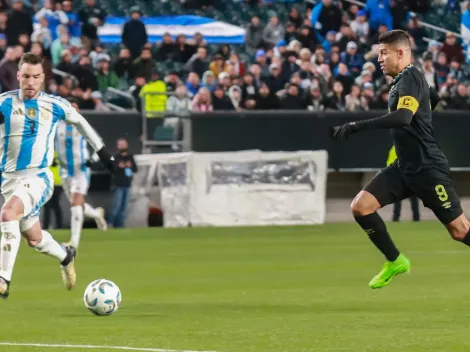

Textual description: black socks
[355,212,400,262]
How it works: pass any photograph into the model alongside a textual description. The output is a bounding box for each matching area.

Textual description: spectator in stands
[73,54,98,91]
[108,137,137,229]
[434,52,450,86]
[245,16,263,53]
[129,75,146,111]
[254,49,269,78]
[185,46,209,79]
[34,0,69,41]
[55,49,74,76]
[174,34,194,63]
[216,44,231,61]
[218,72,232,92]
[96,57,120,93]
[191,87,213,112]
[212,85,234,110]
[51,31,74,65]
[449,58,464,81]
[6,0,33,46]
[201,70,216,92]
[0,33,5,60]
[228,85,243,110]
[440,32,465,64]
[241,72,258,101]
[185,72,200,97]
[255,82,280,110]
[361,82,375,110]
[249,63,263,87]
[310,0,343,37]
[284,21,297,44]
[78,0,106,50]
[155,33,175,61]
[296,25,317,52]
[190,32,207,48]
[18,32,31,52]
[62,0,81,39]
[407,15,426,50]
[122,6,148,59]
[341,41,363,75]
[345,84,362,112]
[421,54,439,90]
[139,69,167,115]
[351,10,369,44]
[306,83,325,111]
[114,48,133,80]
[263,14,285,48]
[337,25,356,52]
[280,83,306,110]
[335,62,354,94]
[228,53,245,77]
[32,17,53,49]
[265,62,287,93]
[165,71,182,93]
[0,46,17,92]
[132,47,155,81]
[325,80,345,110]
[448,83,470,109]
[166,84,192,114]
[369,88,389,109]
[283,51,300,80]
[71,86,94,109]
[364,0,393,34]
[209,54,226,77]
[289,7,302,29]
[91,90,109,111]
[439,72,458,105]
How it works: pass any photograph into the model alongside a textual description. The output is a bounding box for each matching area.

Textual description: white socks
[0,221,22,281]
[35,230,67,262]
[84,203,100,220]
[70,205,84,249]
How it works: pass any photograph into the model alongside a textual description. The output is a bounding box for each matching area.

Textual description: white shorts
[1,168,54,232]
[62,170,90,201]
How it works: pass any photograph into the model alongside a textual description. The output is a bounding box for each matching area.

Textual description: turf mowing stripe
[0,342,218,352]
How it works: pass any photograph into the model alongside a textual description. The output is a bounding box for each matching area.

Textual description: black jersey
[388,65,448,174]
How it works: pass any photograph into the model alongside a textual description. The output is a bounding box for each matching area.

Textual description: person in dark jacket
[108,138,138,228]
[6,0,33,46]
[280,83,307,109]
[132,47,155,81]
[113,47,134,79]
[78,0,106,50]
[255,82,281,110]
[265,63,287,93]
[0,46,18,92]
[212,85,235,110]
[155,32,175,61]
[121,6,148,59]
[72,54,98,91]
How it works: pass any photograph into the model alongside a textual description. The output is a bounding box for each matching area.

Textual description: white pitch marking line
[0,342,218,352]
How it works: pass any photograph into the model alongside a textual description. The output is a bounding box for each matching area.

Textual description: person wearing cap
[122,6,148,59]
[255,49,270,77]
[265,62,287,93]
[96,56,120,93]
[283,50,300,80]
[351,10,369,40]
[340,41,364,74]
[441,32,465,64]
[322,30,337,54]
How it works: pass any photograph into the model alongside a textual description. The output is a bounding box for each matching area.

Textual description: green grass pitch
[1,222,470,352]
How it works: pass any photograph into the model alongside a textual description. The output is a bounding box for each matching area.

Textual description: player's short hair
[18,52,43,68]
[378,30,411,49]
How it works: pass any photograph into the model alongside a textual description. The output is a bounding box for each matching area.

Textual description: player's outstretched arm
[330,108,413,141]
[65,109,115,173]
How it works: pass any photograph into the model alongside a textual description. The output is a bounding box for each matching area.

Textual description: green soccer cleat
[368,253,411,289]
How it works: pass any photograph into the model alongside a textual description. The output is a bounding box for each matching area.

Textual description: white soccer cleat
[60,246,77,291]
[95,207,108,232]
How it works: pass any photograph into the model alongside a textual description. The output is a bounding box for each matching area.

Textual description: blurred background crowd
[0,0,469,113]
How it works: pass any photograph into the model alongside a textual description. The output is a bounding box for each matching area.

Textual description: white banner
[131,150,328,227]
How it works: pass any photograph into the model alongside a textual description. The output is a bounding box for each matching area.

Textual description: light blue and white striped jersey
[55,120,90,177]
[0,90,78,173]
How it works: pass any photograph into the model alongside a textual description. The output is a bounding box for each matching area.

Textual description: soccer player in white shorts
[0,53,115,299]
[56,100,107,250]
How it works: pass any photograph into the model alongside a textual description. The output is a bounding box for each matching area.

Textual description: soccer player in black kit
[331,30,470,289]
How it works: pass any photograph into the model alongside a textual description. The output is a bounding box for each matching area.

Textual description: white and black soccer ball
[84,279,122,316]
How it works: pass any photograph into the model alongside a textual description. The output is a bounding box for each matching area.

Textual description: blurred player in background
[0,53,115,299]
[331,30,470,289]
[55,99,108,250]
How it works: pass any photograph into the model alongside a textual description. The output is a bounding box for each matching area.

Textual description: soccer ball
[83,279,122,316]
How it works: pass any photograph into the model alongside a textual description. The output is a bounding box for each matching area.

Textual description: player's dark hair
[378,30,411,48]
[18,52,43,68]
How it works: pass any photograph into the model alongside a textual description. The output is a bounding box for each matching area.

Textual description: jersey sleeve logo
[397,95,419,114]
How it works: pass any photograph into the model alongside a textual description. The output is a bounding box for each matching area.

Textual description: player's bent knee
[448,223,470,242]
[350,192,380,217]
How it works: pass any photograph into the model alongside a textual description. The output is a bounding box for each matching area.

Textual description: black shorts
[364,161,463,225]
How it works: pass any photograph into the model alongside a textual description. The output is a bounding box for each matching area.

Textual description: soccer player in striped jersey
[55,100,107,250]
[0,53,115,299]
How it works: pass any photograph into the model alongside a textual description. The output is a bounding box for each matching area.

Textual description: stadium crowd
[0,0,468,113]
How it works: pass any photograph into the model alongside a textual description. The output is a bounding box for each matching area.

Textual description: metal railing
[105,87,137,110]
[52,68,79,86]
